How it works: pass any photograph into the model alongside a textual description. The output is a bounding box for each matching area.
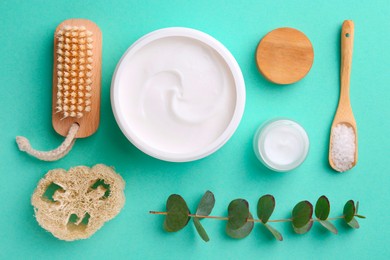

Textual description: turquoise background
[1,0,389,259]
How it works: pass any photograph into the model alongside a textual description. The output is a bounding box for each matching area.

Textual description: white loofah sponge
[31,164,125,241]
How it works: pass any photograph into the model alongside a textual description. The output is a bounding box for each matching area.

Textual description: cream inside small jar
[254,119,309,172]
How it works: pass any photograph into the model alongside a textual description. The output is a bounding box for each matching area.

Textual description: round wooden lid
[255,28,314,85]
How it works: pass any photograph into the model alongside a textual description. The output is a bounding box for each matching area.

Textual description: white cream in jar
[253,119,309,172]
[111,28,245,162]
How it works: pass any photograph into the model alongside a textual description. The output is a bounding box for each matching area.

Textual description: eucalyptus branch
[150,191,365,242]
[149,212,349,222]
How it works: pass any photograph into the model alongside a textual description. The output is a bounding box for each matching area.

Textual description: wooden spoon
[329,20,358,171]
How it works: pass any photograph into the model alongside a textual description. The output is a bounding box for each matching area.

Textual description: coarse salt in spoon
[329,20,358,172]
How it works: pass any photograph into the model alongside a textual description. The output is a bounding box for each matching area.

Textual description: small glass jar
[253,118,309,172]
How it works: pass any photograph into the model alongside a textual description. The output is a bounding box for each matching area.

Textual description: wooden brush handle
[340,20,354,104]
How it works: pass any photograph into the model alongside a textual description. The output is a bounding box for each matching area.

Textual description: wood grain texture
[329,20,358,170]
[52,19,102,138]
[255,27,314,85]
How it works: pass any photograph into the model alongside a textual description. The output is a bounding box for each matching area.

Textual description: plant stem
[149,211,168,215]
[267,218,292,223]
[149,211,349,223]
[326,216,345,221]
[149,211,229,220]
[189,214,228,221]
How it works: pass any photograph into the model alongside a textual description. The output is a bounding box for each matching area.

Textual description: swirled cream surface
[254,119,309,172]
[113,33,242,161]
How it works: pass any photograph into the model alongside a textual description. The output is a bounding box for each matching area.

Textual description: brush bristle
[56,25,93,119]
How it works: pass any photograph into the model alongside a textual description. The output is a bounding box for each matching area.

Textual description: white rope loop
[16,123,79,161]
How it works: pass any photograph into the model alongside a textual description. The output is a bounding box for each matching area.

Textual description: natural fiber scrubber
[32,164,125,241]
[16,19,102,161]
[255,27,314,85]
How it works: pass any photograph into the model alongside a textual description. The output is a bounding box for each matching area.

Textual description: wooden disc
[256,28,314,85]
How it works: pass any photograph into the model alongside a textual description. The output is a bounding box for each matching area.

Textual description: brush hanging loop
[16,123,79,161]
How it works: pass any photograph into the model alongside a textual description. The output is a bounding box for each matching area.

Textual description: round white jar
[111,28,245,162]
[253,119,309,172]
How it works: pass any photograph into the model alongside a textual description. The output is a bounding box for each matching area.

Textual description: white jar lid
[111,28,245,162]
[254,119,310,172]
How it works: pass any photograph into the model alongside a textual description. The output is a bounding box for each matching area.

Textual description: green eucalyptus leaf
[355,214,366,219]
[315,196,330,220]
[264,223,283,241]
[193,217,210,242]
[292,201,313,228]
[226,213,254,239]
[319,220,338,234]
[257,195,275,224]
[227,199,249,230]
[293,221,313,234]
[343,200,355,223]
[163,194,190,232]
[354,202,366,218]
[347,217,360,229]
[196,190,215,217]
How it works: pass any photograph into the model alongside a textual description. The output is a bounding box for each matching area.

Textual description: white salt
[331,124,356,172]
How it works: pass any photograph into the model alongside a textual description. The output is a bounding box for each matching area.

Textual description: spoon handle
[340,20,354,105]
